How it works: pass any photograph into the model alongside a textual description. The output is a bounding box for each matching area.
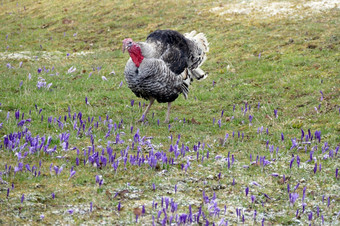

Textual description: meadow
[0,0,339,224]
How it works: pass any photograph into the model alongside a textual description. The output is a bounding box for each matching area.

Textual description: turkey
[122,29,209,123]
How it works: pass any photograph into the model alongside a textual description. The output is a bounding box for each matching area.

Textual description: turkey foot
[163,102,171,124]
[137,98,155,123]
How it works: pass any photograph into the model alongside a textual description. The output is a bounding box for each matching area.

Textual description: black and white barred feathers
[123,29,209,103]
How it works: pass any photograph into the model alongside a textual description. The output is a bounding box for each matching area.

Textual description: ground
[0,0,339,225]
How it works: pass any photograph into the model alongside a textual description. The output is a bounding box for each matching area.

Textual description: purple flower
[249,115,253,123]
[251,195,256,203]
[118,202,121,211]
[153,183,156,191]
[245,187,249,196]
[290,156,295,169]
[296,155,300,168]
[290,138,298,150]
[290,193,299,205]
[101,76,107,81]
[68,209,74,215]
[67,66,76,74]
[21,194,25,203]
[314,163,317,174]
[302,187,307,202]
[274,109,278,118]
[320,90,324,101]
[336,168,338,179]
[308,211,313,221]
[37,68,42,73]
[69,169,76,179]
[90,202,93,212]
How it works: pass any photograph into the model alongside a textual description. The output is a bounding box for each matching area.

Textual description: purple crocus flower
[274,109,278,118]
[153,183,156,191]
[21,194,25,203]
[118,202,121,211]
[320,91,324,101]
[68,209,74,215]
[290,193,299,205]
[308,211,313,221]
[69,169,76,179]
[52,192,55,199]
[251,195,256,203]
[245,187,249,196]
[290,156,295,169]
[314,163,317,174]
[37,68,42,73]
[90,202,93,212]
[336,168,339,178]
[297,155,300,168]
[302,187,307,202]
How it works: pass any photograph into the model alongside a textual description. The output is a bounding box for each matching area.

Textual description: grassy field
[0,0,339,224]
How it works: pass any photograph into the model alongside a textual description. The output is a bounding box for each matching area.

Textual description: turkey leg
[138,98,155,122]
[164,102,171,124]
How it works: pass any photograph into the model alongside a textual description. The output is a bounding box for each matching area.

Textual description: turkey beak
[122,43,127,53]
[122,42,132,53]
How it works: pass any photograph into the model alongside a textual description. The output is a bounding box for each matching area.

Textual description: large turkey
[122,29,209,123]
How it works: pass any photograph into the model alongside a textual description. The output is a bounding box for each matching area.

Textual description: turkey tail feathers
[184,31,209,53]
[189,67,208,80]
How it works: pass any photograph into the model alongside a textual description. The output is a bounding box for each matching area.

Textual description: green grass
[0,0,339,225]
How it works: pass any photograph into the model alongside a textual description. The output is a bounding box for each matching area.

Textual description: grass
[0,0,339,224]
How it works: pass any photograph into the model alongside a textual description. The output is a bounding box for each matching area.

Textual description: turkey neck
[129,44,144,67]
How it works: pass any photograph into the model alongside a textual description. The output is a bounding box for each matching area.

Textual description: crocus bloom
[245,187,249,196]
[21,194,25,203]
[251,195,256,203]
[290,193,299,205]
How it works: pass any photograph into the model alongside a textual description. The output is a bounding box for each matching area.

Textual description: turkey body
[123,29,208,123]
[124,57,186,103]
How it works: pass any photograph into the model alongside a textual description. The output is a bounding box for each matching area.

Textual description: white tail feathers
[184,30,209,53]
[189,67,208,80]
